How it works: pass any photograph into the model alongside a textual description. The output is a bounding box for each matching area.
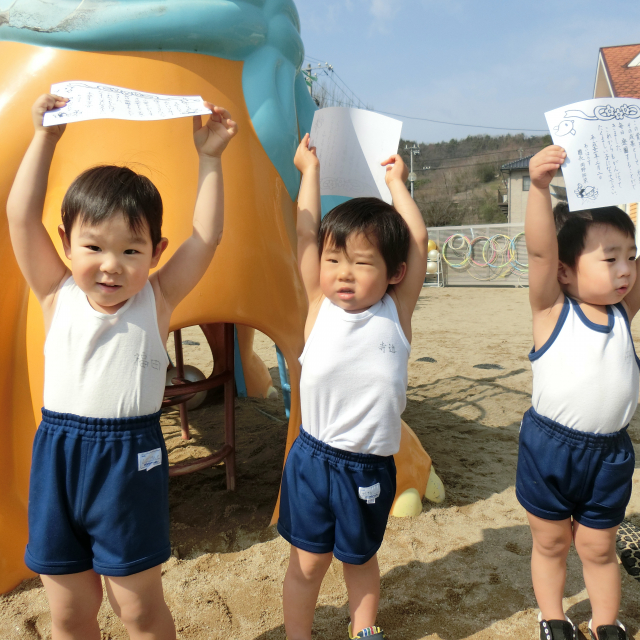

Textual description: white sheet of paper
[43,81,212,126]
[545,98,640,211]
[309,107,403,204]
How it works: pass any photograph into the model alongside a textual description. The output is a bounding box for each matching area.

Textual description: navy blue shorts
[25,409,171,576]
[516,407,635,529]
[277,428,396,565]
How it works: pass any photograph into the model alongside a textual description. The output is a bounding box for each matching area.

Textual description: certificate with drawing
[309,107,403,204]
[545,98,640,211]
[42,81,212,126]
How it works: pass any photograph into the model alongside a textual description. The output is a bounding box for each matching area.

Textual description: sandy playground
[3,286,640,640]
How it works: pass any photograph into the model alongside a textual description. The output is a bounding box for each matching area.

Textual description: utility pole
[302,62,333,97]
[405,144,420,199]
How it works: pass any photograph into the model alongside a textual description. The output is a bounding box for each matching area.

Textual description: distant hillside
[398,133,552,227]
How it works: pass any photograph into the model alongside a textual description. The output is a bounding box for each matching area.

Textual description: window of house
[523,175,531,191]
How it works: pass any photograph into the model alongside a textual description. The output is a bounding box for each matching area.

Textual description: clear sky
[295,0,640,144]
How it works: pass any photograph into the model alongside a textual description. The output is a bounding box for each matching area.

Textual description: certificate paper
[43,81,212,126]
[545,98,640,211]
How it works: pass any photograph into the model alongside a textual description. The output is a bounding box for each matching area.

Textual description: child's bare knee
[117,599,157,631]
[291,550,332,582]
[533,531,572,557]
[51,600,101,633]
[576,537,616,565]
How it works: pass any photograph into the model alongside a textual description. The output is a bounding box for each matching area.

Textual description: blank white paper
[310,107,403,204]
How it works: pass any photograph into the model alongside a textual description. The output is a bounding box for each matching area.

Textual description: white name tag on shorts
[358,483,381,504]
[138,448,162,472]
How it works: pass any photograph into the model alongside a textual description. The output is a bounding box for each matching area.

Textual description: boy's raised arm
[7,95,71,308]
[383,155,429,332]
[294,133,322,303]
[153,103,237,311]
[525,146,566,313]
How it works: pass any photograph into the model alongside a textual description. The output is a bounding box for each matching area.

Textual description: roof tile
[601,44,640,98]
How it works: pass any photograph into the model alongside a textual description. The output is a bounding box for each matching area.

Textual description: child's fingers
[380,154,398,166]
[192,114,203,133]
[225,118,238,137]
[212,105,232,120]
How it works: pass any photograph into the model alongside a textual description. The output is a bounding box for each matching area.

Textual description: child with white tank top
[278,134,429,640]
[7,93,237,640]
[518,146,640,640]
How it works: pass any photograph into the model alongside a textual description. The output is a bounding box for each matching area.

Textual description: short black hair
[61,166,163,249]
[553,201,636,268]
[318,197,410,278]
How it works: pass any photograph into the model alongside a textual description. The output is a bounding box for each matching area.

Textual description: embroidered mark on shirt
[138,448,162,472]
[135,352,161,370]
[134,352,148,368]
[378,342,396,354]
[358,483,381,504]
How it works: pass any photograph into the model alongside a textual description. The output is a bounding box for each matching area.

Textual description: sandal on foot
[588,619,629,640]
[348,622,387,639]
[538,613,577,640]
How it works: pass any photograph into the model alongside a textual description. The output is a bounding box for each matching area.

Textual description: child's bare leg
[343,554,380,634]
[527,513,572,620]
[283,546,333,640]
[104,565,175,640]
[40,570,103,640]
[573,521,620,630]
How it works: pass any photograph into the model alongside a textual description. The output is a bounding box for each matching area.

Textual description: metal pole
[410,150,414,199]
[405,144,420,200]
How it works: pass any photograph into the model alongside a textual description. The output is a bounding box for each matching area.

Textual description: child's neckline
[567,296,614,333]
[329,296,385,323]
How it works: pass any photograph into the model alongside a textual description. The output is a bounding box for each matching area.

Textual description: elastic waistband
[40,408,162,434]
[526,407,629,449]
[298,427,392,465]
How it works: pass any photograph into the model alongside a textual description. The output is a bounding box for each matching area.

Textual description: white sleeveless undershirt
[299,294,410,456]
[43,276,169,418]
[531,296,640,434]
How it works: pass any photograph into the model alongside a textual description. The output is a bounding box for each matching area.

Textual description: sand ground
[4,287,640,639]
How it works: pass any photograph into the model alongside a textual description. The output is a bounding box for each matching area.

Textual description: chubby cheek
[629,261,638,288]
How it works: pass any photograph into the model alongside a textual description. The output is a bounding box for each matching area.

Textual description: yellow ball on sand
[390,467,446,517]
[425,467,446,503]
[391,488,422,517]
[427,239,437,252]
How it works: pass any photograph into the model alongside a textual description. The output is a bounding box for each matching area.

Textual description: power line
[375,108,549,133]
[305,53,548,134]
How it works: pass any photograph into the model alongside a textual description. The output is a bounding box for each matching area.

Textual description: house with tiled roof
[594,43,640,223]
[501,156,566,224]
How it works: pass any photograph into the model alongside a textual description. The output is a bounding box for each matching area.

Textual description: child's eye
[124,249,139,255]
[604,258,616,263]
[87,245,101,252]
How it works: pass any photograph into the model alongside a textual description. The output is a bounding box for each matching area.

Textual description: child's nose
[101,254,122,273]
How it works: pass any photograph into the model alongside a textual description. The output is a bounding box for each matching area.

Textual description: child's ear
[388,262,407,285]
[150,237,169,268]
[557,261,572,285]
[58,225,72,260]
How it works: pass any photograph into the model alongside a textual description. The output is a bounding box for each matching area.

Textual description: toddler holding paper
[517,145,638,640]
[6,93,236,640]
[278,133,429,640]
